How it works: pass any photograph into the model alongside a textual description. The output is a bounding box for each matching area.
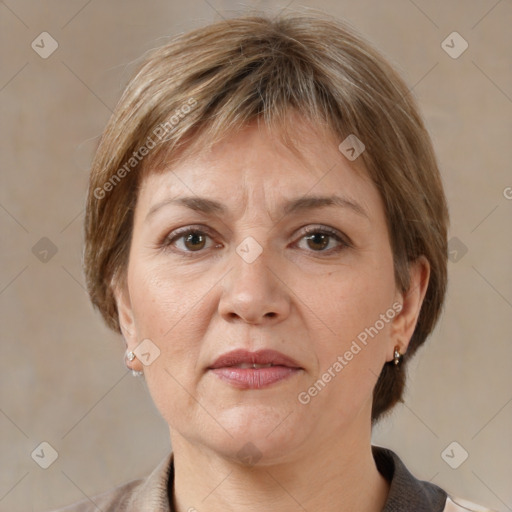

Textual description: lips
[208,349,302,390]
[208,349,302,370]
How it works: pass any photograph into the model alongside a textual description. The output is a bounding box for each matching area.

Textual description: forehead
[136,116,381,222]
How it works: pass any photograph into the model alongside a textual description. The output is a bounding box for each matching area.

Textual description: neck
[170,420,389,512]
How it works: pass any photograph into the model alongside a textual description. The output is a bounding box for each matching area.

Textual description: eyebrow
[145,194,369,222]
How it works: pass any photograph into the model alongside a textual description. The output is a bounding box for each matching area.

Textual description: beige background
[1,1,511,511]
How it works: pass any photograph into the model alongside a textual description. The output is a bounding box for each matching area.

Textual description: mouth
[208,349,303,389]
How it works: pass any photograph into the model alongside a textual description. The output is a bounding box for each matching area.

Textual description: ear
[113,278,143,372]
[388,256,430,362]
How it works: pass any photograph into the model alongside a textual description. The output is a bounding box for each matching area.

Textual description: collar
[372,445,447,512]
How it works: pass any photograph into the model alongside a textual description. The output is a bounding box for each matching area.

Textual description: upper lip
[208,349,302,369]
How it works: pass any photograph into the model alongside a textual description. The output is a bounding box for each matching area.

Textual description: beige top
[51,447,494,512]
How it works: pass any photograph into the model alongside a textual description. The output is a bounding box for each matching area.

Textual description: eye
[295,226,350,254]
[163,227,219,253]
[161,225,350,256]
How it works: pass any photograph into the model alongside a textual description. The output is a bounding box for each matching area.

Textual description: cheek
[307,254,396,404]
[318,258,396,345]
[129,261,202,337]
[128,262,210,385]
[127,264,209,426]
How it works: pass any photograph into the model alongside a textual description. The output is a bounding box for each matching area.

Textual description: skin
[114,114,430,512]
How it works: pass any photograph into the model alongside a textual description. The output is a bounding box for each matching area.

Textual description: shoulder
[443,496,498,512]
[372,445,495,512]
[50,478,144,512]
[47,452,174,512]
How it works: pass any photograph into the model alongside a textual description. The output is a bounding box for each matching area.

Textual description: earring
[393,346,403,366]
[125,351,143,377]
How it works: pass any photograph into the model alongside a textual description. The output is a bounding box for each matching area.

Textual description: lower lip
[209,366,300,389]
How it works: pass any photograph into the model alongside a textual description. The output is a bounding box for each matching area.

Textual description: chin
[219,435,302,467]
[204,408,310,466]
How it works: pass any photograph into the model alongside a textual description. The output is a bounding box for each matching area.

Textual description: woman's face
[116,116,422,464]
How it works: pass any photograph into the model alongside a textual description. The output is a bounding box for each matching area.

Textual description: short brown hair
[84,13,449,422]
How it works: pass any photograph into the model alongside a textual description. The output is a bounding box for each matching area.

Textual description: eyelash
[160,224,351,257]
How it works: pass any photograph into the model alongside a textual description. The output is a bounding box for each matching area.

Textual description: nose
[218,242,291,325]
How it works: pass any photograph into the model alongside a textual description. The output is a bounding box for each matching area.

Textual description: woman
[56,13,492,512]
